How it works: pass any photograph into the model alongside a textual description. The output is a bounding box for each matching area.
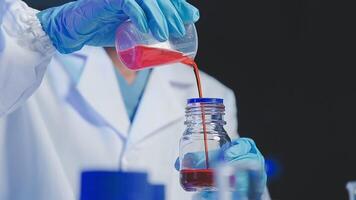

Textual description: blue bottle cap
[187,98,223,104]
[80,171,150,200]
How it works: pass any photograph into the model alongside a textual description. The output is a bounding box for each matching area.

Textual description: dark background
[193,1,355,199]
[26,0,356,199]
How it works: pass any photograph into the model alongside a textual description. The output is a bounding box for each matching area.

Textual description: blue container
[150,184,165,200]
[80,171,154,200]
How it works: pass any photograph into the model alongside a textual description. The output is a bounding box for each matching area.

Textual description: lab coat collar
[66,47,130,138]
[51,47,197,143]
[127,63,197,148]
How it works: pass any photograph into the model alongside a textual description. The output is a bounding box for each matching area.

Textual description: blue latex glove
[175,138,267,200]
[37,0,199,54]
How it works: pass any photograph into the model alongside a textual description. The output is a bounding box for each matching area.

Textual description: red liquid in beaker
[180,169,214,191]
[119,45,210,169]
[119,45,188,70]
[118,45,203,97]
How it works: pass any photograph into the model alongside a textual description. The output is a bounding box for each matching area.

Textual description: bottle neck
[184,102,226,132]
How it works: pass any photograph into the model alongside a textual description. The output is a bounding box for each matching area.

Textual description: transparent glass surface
[179,98,231,192]
[347,181,356,200]
[115,21,198,70]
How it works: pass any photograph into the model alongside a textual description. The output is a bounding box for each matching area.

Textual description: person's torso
[0,47,235,200]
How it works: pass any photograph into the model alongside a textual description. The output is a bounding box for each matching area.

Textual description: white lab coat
[0,46,240,200]
[0,1,270,199]
[0,0,55,116]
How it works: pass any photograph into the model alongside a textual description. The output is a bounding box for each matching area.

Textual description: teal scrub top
[58,52,151,122]
[114,68,151,122]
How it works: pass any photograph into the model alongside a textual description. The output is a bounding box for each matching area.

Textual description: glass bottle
[179,98,231,192]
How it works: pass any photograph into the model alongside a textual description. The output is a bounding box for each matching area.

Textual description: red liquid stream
[180,169,214,191]
[119,45,210,169]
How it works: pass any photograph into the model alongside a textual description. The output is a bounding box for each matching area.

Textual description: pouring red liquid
[118,45,212,189]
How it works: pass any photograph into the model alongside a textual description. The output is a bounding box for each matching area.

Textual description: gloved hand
[175,138,267,200]
[37,0,199,54]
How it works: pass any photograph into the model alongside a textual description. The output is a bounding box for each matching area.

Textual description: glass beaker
[115,21,198,70]
[347,181,356,200]
[179,98,231,192]
[216,160,266,200]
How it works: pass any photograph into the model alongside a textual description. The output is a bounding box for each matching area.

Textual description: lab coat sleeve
[0,0,56,117]
[224,88,239,139]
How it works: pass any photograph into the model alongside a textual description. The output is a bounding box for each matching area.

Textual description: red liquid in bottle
[180,169,214,191]
[119,45,212,189]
